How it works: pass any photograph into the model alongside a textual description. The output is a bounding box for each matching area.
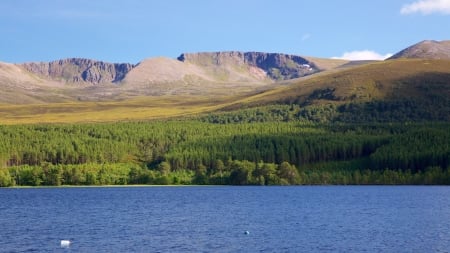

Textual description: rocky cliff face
[177,51,319,80]
[19,58,134,84]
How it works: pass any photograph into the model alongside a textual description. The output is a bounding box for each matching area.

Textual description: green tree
[157,161,171,175]
[0,169,14,187]
[229,160,254,185]
[277,162,301,185]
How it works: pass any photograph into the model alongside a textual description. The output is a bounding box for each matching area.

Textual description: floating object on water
[60,240,71,248]
[244,231,250,235]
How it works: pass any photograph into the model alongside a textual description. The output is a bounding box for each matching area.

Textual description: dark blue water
[1,186,449,252]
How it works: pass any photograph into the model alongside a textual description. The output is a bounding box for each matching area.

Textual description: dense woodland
[0,103,449,187]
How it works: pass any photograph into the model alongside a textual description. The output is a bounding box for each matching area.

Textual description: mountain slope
[178,51,320,81]
[227,59,450,111]
[120,57,271,96]
[0,61,74,104]
[389,40,450,60]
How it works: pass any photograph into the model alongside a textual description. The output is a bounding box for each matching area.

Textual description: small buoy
[60,240,71,248]
[244,231,250,235]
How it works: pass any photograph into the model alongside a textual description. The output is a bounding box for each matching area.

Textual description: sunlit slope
[389,40,450,60]
[0,96,239,124]
[228,59,450,108]
[0,62,73,104]
[120,57,272,96]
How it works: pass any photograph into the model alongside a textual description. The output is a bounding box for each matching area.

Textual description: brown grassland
[224,59,450,108]
[0,96,237,124]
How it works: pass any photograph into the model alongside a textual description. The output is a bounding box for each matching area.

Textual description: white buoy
[244,231,250,235]
[60,240,71,248]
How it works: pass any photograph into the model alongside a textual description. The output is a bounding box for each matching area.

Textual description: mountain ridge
[0,51,353,103]
[19,58,134,84]
[0,40,448,110]
[15,51,328,87]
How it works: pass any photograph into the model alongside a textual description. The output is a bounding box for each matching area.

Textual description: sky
[1,0,449,63]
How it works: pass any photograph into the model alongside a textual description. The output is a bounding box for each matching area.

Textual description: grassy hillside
[228,59,450,106]
[214,59,450,122]
[389,40,450,60]
[0,96,239,124]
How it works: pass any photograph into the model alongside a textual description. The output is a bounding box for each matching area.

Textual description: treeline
[0,160,300,186]
[2,161,449,187]
[0,121,449,186]
[201,98,450,124]
[0,163,194,187]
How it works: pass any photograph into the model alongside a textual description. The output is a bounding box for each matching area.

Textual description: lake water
[1,186,449,252]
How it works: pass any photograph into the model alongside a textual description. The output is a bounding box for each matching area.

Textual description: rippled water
[1,186,449,252]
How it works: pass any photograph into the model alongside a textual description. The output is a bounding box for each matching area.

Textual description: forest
[0,109,449,186]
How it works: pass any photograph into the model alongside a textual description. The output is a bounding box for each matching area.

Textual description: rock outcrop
[19,58,134,84]
[177,51,319,80]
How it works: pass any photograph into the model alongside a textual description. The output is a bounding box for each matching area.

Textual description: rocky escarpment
[177,51,319,80]
[388,40,450,60]
[19,58,134,84]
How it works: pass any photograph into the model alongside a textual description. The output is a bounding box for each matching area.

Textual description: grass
[0,95,239,124]
[224,59,450,108]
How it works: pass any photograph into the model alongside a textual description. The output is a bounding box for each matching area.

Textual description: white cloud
[401,0,450,15]
[332,50,393,61]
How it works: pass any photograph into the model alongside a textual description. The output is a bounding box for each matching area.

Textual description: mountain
[388,40,450,60]
[19,58,134,84]
[16,52,351,86]
[224,58,450,121]
[1,40,450,123]
[177,51,320,81]
[0,52,353,102]
[119,52,337,96]
[16,52,329,88]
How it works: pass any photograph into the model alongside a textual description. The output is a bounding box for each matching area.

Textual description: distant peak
[388,39,450,60]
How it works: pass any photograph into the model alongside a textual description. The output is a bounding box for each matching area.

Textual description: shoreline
[2,184,448,189]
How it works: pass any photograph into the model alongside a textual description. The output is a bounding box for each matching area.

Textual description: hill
[0,62,73,104]
[235,59,450,104]
[216,58,450,122]
[389,40,450,60]
[119,56,271,96]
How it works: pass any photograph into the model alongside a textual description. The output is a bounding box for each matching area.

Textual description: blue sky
[1,0,449,63]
